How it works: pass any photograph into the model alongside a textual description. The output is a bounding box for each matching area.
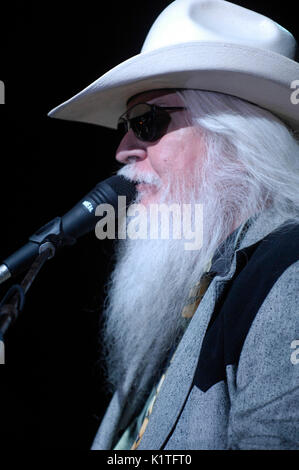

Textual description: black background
[0,0,297,450]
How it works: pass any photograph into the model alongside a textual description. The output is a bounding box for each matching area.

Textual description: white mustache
[117,164,162,187]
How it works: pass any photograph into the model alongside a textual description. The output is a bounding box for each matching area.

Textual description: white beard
[102,233,202,396]
[101,155,255,411]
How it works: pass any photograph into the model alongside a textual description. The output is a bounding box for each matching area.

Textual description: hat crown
[141,0,297,59]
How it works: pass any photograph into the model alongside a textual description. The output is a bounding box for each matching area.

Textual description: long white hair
[177,89,299,226]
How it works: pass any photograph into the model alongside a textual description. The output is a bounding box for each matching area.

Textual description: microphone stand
[0,216,77,346]
[0,245,55,342]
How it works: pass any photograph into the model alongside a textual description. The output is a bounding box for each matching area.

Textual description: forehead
[127,89,182,108]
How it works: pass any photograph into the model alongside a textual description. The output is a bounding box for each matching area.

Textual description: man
[48,0,299,450]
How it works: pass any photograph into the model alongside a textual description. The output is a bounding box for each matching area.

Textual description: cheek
[151,131,203,174]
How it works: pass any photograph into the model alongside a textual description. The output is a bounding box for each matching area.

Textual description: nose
[115,129,147,164]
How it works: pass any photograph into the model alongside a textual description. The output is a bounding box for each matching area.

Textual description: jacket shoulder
[193,221,299,392]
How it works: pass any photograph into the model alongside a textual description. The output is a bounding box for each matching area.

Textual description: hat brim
[48,41,299,132]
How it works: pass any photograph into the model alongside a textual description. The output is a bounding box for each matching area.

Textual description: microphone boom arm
[0,216,76,284]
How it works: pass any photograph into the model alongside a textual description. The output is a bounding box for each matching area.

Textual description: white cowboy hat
[48,0,299,132]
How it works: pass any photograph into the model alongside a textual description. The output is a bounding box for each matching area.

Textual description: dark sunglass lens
[148,110,171,141]
[131,112,153,141]
[132,107,171,142]
[118,104,173,142]
[128,103,152,119]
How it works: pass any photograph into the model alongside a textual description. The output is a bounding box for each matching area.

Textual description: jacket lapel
[137,261,237,449]
[91,390,127,449]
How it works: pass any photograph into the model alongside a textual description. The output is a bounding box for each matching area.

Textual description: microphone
[0,175,136,284]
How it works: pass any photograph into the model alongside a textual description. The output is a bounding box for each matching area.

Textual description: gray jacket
[91,208,299,450]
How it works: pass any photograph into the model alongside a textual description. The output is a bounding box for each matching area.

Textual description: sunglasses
[117,103,186,142]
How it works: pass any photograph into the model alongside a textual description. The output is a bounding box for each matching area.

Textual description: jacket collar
[238,207,290,250]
